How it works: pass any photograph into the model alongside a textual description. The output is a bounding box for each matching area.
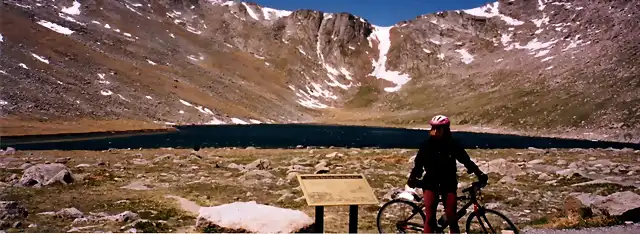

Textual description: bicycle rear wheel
[465,208,519,234]
[376,199,425,233]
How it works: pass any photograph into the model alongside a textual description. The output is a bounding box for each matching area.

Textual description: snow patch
[31,53,50,64]
[455,49,474,64]
[145,96,153,100]
[463,2,524,25]
[368,26,411,92]
[348,46,355,50]
[423,48,431,53]
[261,7,292,20]
[179,110,185,114]
[104,24,111,29]
[186,26,202,34]
[58,13,85,25]
[339,67,353,80]
[61,1,81,15]
[505,38,558,51]
[297,46,306,55]
[249,119,262,124]
[533,49,550,57]
[19,63,29,69]
[231,118,249,125]
[0,100,8,105]
[100,90,113,96]
[170,33,175,38]
[225,43,233,47]
[540,56,554,62]
[563,36,583,51]
[180,100,193,106]
[117,94,130,102]
[437,53,445,60]
[501,33,512,46]
[242,3,260,20]
[194,105,215,115]
[37,20,75,35]
[0,34,3,42]
[123,33,132,37]
[430,39,441,45]
[545,66,554,70]
[253,54,265,60]
[147,60,157,65]
[495,58,504,62]
[532,14,550,28]
[205,118,226,125]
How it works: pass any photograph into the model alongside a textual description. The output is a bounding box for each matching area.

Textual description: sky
[250,0,494,26]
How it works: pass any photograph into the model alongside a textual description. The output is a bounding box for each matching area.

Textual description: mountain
[0,0,638,142]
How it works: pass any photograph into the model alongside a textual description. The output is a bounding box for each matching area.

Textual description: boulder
[567,191,640,220]
[245,159,270,171]
[0,201,28,220]
[196,201,314,233]
[537,173,553,181]
[526,159,545,166]
[479,159,526,176]
[17,163,74,187]
[499,176,519,185]
[56,208,84,219]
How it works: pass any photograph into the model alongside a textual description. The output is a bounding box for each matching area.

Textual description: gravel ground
[523,223,640,234]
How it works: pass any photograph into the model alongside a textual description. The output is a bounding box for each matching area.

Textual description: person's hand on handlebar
[407,177,420,188]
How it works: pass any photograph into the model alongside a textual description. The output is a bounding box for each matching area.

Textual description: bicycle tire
[465,208,519,234]
[377,199,426,234]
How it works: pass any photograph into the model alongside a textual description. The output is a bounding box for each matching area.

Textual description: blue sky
[251,0,494,26]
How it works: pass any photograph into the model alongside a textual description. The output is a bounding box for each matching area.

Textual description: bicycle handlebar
[461,181,487,194]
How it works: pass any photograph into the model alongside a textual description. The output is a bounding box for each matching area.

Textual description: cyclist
[407,115,488,233]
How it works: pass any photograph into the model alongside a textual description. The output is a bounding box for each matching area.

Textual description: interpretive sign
[297,174,379,233]
[297,174,378,206]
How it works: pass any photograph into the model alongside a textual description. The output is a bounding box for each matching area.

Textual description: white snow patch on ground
[455,49,474,64]
[532,14,550,28]
[117,94,130,102]
[538,0,547,11]
[305,81,338,100]
[147,60,157,65]
[541,56,554,62]
[297,46,306,55]
[186,26,202,34]
[131,3,143,7]
[563,36,583,51]
[58,13,85,25]
[0,33,3,42]
[430,39,441,45]
[533,49,550,57]
[295,89,329,109]
[100,90,113,96]
[339,67,353,80]
[10,2,31,9]
[253,54,265,60]
[91,21,101,25]
[437,53,445,60]
[180,100,193,106]
[242,3,260,20]
[0,100,8,105]
[98,73,105,79]
[61,1,81,15]
[506,38,558,51]
[495,58,504,62]
[179,110,185,114]
[265,62,270,66]
[31,53,50,64]
[37,20,75,35]
[225,43,233,47]
[104,24,111,29]
[19,63,29,69]
[114,29,121,33]
[463,2,524,25]
[348,46,355,50]
[535,28,544,34]
[545,66,554,70]
[261,7,291,20]
[423,48,431,53]
[0,70,7,75]
[231,118,249,125]
[98,80,110,84]
[249,119,262,124]
[194,105,215,115]
[368,26,411,92]
[205,118,226,125]
[170,33,175,38]
[145,96,153,100]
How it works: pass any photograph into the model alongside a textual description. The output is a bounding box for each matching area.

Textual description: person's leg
[422,189,438,233]
[443,192,460,234]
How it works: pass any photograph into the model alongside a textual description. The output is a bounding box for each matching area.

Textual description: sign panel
[297,174,379,206]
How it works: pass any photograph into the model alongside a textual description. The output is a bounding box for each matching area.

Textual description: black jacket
[409,136,482,190]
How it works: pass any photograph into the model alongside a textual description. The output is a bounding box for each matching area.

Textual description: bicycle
[376,181,519,234]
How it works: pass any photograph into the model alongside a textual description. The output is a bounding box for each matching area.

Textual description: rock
[241,170,275,180]
[226,163,246,170]
[55,157,71,164]
[314,167,330,174]
[11,221,21,228]
[74,164,92,168]
[555,169,578,177]
[568,162,579,169]
[102,211,139,222]
[568,191,640,219]
[499,176,519,185]
[314,161,329,171]
[556,160,567,166]
[28,223,37,228]
[0,201,28,220]
[3,147,16,155]
[152,154,174,163]
[246,147,256,150]
[245,159,271,171]
[131,158,150,165]
[196,201,314,233]
[325,152,339,158]
[277,193,295,203]
[286,172,299,181]
[588,159,615,167]
[17,163,74,187]
[56,208,84,219]
[538,173,553,181]
[479,159,526,176]
[588,157,597,161]
[527,159,545,166]
[19,163,33,170]
[295,145,304,149]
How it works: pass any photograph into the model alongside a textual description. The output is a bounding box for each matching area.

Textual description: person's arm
[407,141,427,187]
[452,140,488,182]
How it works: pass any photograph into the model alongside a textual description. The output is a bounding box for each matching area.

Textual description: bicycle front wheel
[465,208,519,234]
[376,199,425,233]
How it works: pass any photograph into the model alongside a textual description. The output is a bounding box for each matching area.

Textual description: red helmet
[429,115,450,126]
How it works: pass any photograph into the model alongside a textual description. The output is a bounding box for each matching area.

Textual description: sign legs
[315,206,324,233]
[349,205,358,233]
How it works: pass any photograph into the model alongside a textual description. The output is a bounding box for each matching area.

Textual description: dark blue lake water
[1,124,638,151]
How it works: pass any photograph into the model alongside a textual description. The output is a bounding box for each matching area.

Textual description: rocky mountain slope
[1,0,638,140]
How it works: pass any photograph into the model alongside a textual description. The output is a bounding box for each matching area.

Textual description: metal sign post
[297,174,379,233]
